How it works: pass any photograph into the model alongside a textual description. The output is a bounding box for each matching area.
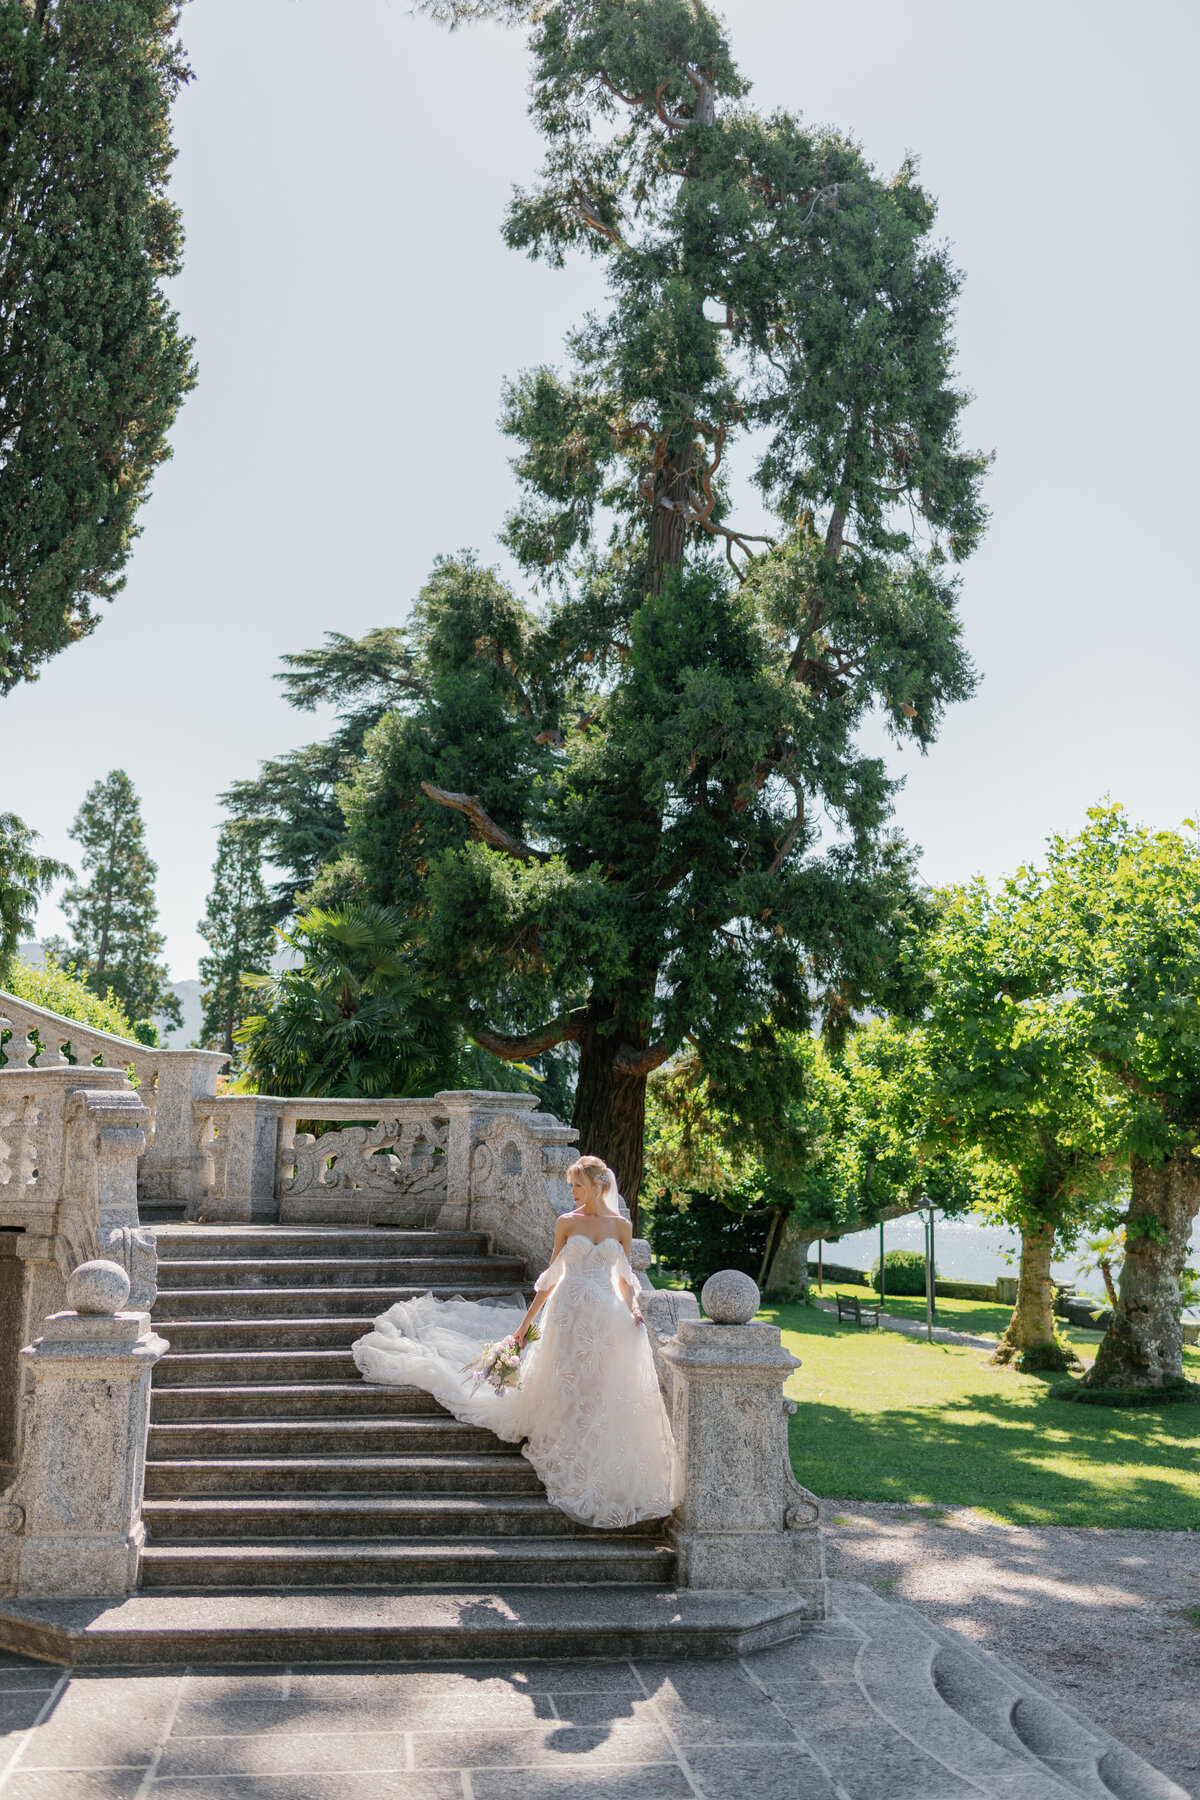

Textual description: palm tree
[234,905,461,1099]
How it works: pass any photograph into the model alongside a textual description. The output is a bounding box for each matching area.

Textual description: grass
[769,1298,1200,1530]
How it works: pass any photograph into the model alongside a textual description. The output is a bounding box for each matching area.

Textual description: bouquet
[463,1320,539,1396]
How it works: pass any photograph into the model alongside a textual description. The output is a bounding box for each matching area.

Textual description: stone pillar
[195,1096,287,1222]
[137,1048,227,1206]
[4,1260,167,1598]
[0,1065,151,1387]
[659,1268,828,1617]
[438,1090,541,1234]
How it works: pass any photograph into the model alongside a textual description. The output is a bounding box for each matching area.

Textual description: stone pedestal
[659,1273,828,1616]
[441,1091,579,1266]
[137,1048,226,1206]
[5,1264,167,1598]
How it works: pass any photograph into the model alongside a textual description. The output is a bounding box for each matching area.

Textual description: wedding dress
[352,1233,678,1528]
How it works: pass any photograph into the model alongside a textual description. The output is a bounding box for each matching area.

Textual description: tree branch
[613,1039,675,1078]
[573,190,626,248]
[420,782,544,863]
[769,771,805,874]
[468,1011,588,1061]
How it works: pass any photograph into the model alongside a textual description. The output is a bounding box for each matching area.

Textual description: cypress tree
[0,811,68,983]
[197,822,274,1057]
[0,0,195,689]
[60,769,181,1031]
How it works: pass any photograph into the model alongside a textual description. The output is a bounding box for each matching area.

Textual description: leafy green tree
[1043,805,1200,1390]
[233,904,463,1099]
[221,629,414,922]
[0,812,68,983]
[8,953,134,1037]
[645,1019,984,1293]
[0,0,195,690]
[922,873,1127,1371]
[59,769,181,1032]
[197,822,275,1058]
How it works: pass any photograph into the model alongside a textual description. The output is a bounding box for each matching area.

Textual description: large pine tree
[326,0,989,1207]
[59,769,181,1031]
[0,0,195,689]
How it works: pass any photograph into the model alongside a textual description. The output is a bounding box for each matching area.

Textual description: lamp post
[879,1218,885,1307]
[917,1199,935,1343]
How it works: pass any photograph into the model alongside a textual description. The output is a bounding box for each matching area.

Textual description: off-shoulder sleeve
[611,1242,640,1295]
[534,1251,565,1293]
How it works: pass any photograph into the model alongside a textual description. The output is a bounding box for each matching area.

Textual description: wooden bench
[835,1293,881,1328]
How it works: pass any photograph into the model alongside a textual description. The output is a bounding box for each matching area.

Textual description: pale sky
[5,0,1198,982]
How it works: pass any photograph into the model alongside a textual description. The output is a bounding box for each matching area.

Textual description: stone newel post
[659,1269,828,1618]
[7,1260,167,1598]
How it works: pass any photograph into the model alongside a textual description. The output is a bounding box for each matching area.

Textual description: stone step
[0,1587,810,1665]
[153,1320,374,1354]
[148,1417,519,1458]
[155,1256,526,1290]
[138,1538,676,1588]
[153,1349,362,1385]
[152,1226,491,1260]
[145,1454,541,1497]
[276,1198,452,1227]
[138,1201,188,1225]
[150,1382,449,1421]
[143,1494,652,1542]
[152,1283,528,1320]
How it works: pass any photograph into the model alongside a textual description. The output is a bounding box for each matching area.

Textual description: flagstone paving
[0,1584,1185,1800]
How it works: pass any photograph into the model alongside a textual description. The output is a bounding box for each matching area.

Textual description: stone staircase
[0,1214,817,1662]
[142,1222,674,1595]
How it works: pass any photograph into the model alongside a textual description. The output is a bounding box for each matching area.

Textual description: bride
[352,1155,677,1529]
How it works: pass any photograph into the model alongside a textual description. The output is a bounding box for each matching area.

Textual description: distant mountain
[161,978,203,1049]
[15,941,205,1049]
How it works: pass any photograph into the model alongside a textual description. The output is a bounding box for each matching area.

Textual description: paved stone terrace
[0,1626,1085,1800]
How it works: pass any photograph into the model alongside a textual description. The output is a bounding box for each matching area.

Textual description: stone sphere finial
[701,1268,760,1324]
[66,1259,131,1316]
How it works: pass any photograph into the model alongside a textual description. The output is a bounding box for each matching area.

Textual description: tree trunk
[571,1005,649,1228]
[1084,1149,1200,1390]
[991,1221,1061,1366]
[757,1206,790,1290]
[762,1216,816,1300]
[645,445,695,596]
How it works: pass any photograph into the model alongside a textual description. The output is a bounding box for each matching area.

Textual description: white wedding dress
[352,1233,678,1528]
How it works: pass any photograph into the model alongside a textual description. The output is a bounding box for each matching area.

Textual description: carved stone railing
[194,1094,454,1226]
[0,1062,160,1595]
[0,991,227,1205]
[192,1090,584,1269]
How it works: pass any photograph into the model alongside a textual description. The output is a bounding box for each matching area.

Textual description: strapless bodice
[557,1233,626,1289]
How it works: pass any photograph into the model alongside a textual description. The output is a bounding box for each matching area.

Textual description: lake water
[826,1213,1200,1314]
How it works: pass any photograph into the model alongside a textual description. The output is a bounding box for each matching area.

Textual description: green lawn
[768,1299,1200,1530]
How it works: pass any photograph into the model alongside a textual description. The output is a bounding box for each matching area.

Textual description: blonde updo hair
[567,1155,621,1213]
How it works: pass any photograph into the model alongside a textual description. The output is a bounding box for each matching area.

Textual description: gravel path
[823,1499,1200,1796]
[811,1296,997,1349]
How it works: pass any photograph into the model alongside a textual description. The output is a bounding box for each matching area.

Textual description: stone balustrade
[2,1257,166,1598]
[194,1090,585,1270]
[0,992,227,1206]
[657,1269,828,1616]
[0,1058,163,1597]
